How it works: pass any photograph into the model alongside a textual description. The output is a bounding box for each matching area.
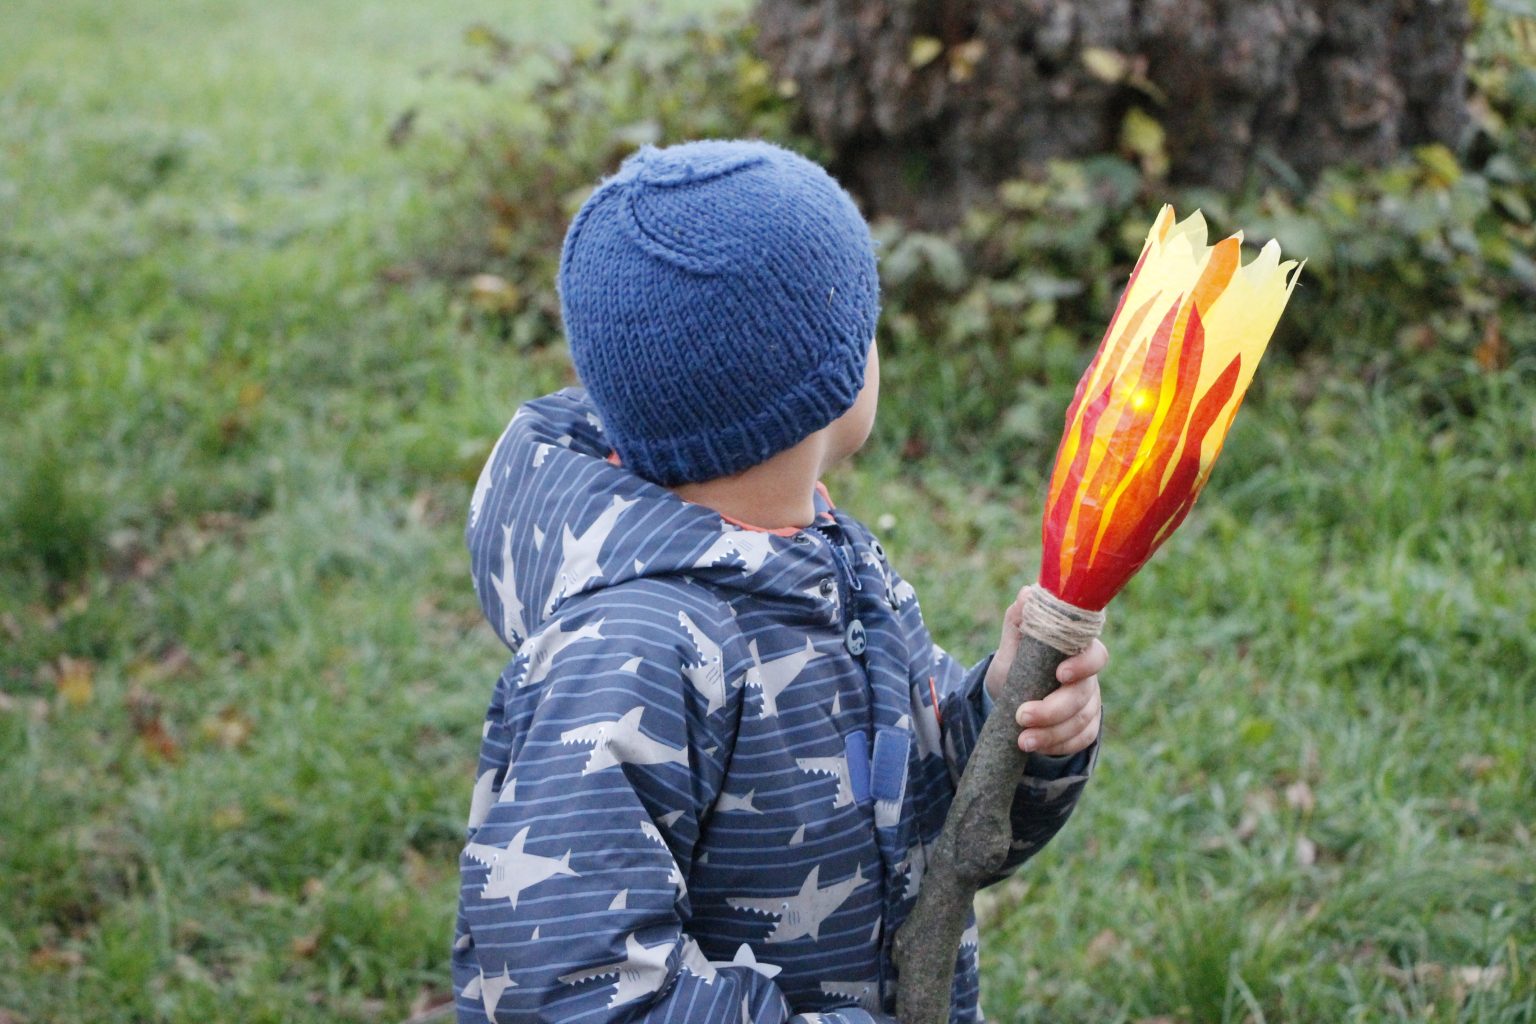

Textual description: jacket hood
[466,388,834,652]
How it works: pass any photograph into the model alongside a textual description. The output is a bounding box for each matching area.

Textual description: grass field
[2,2,1533,1022]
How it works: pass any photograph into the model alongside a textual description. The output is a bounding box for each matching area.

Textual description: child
[453,139,1105,1023]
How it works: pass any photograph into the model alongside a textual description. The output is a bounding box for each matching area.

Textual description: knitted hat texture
[557,139,880,486]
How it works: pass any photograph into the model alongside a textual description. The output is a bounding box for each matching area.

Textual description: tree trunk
[753,0,1471,227]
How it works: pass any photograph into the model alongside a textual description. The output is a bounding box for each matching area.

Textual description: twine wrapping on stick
[1017,583,1105,656]
[892,587,1103,1023]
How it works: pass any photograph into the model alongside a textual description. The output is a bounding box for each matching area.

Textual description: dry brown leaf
[1458,753,1498,779]
[1085,928,1122,966]
[1285,781,1316,814]
[200,705,254,750]
[27,946,83,971]
[468,273,520,313]
[290,933,321,959]
[55,656,93,709]
[1475,316,1509,371]
[137,715,181,763]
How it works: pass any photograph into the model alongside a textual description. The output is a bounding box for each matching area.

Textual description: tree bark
[753,0,1471,227]
[891,623,1091,1023]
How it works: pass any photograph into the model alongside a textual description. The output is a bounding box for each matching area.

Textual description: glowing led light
[1039,206,1303,611]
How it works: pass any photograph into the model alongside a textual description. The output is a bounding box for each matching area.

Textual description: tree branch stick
[892,593,1099,1023]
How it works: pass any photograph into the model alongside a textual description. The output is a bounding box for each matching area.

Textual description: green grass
[2,2,1533,1022]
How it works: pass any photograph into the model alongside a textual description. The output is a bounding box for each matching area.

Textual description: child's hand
[984,586,1107,757]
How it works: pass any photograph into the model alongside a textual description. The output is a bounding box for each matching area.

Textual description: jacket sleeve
[899,576,1098,883]
[453,586,796,1023]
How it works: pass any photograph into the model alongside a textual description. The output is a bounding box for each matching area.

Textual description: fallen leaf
[55,656,93,708]
[468,273,519,313]
[138,716,182,762]
[1294,834,1318,866]
[302,877,326,901]
[1085,928,1121,966]
[1452,964,1506,996]
[1458,753,1497,778]
[212,804,247,830]
[27,946,83,971]
[290,933,321,959]
[409,988,454,1018]
[1475,316,1509,371]
[1284,781,1316,814]
[199,706,254,750]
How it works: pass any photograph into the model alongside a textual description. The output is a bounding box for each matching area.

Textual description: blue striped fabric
[453,389,1097,1023]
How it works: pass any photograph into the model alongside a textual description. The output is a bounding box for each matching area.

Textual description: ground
[1,1,1532,1022]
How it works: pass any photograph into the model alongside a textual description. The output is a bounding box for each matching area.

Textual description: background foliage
[1,1,1532,1022]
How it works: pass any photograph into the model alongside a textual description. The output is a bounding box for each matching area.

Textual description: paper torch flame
[1040,205,1303,612]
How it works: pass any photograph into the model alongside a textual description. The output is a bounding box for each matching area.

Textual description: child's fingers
[1033,706,1102,757]
[1056,638,1109,683]
[1014,674,1097,730]
[1017,686,1101,753]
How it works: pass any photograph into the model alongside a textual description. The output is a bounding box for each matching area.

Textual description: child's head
[557,139,880,487]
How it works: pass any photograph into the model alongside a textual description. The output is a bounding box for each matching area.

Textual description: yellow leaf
[1120,108,1168,177]
[1416,143,1461,187]
[909,36,943,69]
[947,39,986,83]
[1081,47,1128,83]
[56,656,93,708]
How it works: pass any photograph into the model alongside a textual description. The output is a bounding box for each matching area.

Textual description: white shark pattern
[490,524,528,646]
[904,692,944,759]
[468,459,498,532]
[821,978,880,1011]
[745,637,821,718]
[464,828,579,907]
[678,611,726,715]
[681,940,782,984]
[462,964,516,1019]
[693,528,777,574]
[898,841,929,902]
[657,809,685,829]
[788,824,806,846]
[796,754,854,808]
[960,921,980,949]
[544,496,637,614]
[467,769,500,831]
[609,889,628,910]
[639,820,687,896]
[714,788,760,814]
[497,778,517,804]
[516,618,604,689]
[532,525,545,551]
[559,707,688,775]
[532,443,554,468]
[557,931,673,1008]
[892,578,917,607]
[728,864,869,943]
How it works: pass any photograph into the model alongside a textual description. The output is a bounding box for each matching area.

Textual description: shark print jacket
[453,389,1097,1023]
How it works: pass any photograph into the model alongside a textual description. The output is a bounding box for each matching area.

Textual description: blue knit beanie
[557,139,880,486]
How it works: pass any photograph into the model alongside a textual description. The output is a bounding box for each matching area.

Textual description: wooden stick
[892,626,1082,1022]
